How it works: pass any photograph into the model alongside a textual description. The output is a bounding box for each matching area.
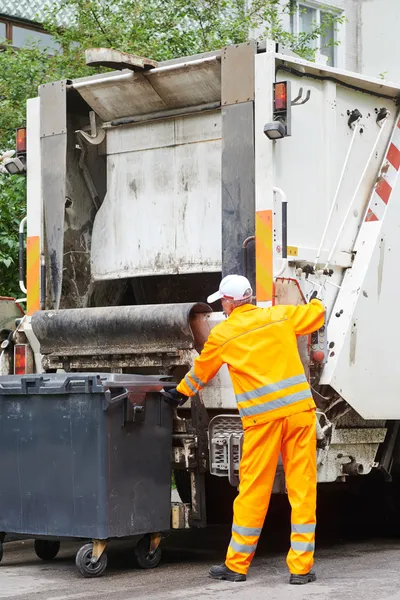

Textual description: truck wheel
[134,535,162,569]
[75,543,107,578]
[173,470,191,503]
[34,539,60,561]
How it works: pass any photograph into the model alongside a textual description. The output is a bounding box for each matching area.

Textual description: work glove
[163,387,188,408]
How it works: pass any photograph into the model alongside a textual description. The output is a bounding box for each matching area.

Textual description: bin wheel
[134,534,162,569]
[75,543,108,578]
[34,539,60,561]
[0,541,3,563]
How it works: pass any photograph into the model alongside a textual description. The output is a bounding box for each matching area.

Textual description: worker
[164,274,325,584]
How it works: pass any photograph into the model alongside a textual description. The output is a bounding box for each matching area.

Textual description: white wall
[311,0,360,71]
[253,1,360,71]
[361,0,400,83]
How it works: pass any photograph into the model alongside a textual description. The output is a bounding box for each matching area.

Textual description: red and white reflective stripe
[365,118,400,222]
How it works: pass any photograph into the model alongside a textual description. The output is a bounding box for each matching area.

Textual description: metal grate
[208,415,243,486]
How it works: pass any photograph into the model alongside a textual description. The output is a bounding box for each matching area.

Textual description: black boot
[209,564,246,582]
[289,570,317,585]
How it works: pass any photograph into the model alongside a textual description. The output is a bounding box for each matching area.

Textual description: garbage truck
[7,39,400,529]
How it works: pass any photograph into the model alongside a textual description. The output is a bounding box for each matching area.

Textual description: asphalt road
[2,491,400,600]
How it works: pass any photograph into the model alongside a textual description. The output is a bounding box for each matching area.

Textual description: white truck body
[17,41,400,517]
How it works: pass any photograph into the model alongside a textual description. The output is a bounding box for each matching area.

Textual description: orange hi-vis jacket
[177,300,325,429]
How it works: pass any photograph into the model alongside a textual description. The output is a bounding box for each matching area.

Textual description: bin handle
[103,387,129,410]
[0,377,42,394]
[37,375,104,395]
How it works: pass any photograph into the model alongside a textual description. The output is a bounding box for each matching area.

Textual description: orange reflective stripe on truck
[26,236,40,315]
[255,210,273,303]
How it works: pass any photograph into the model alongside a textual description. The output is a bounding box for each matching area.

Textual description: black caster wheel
[34,539,60,561]
[134,535,162,569]
[75,543,107,578]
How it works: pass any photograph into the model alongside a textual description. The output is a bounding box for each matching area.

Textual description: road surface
[2,523,400,600]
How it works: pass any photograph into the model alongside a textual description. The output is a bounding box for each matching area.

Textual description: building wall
[279,0,360,72]
[334,0,360,72]
[360,0,400,82]
[284,0,400,83]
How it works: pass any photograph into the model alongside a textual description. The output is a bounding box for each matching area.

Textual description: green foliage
[0,0,341,297]
[43,0,340,62]
[0,175,26,297]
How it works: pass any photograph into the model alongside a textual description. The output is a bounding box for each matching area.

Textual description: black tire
[34,539,60,561]
[75,543,108,578]
[173,470,191,504]
[134,535,162,569]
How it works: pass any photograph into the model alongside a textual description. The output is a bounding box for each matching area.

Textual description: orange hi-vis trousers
[225,409,317,575]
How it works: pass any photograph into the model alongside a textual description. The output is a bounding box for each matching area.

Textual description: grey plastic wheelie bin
[0,373,173,577]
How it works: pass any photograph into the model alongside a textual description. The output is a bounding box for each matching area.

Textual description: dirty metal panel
[148,58,221,109]
[106,109,221,154]
[221,41,256,106]
[221,102,255,280]
[91,111,222,280]
[39,82,68,309]
[60,111,102,310]
[318,441,382,482]
[330,428,387,445]
[322,175,400,419]
[74,58,221,122]
[76,72,168,122]
[39,81,68,138]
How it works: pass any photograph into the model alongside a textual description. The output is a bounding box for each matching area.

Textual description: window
[291,2,344,68]
[13,26,60,52]
[0,19,60,53]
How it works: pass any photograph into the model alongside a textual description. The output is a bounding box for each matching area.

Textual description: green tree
[0,0,340,297]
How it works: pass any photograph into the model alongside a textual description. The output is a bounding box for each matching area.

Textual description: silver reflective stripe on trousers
[232,524,262,537]
[239,389,312,418]
[291,523,316,534]
[236,374,307,404]
[229,538,257,555]
[291,541,315,552]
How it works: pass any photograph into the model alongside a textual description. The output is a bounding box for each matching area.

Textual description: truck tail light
[16,127,27,154]
[14,344,27,375]
[274,82,288,111]
[264,81,292,140]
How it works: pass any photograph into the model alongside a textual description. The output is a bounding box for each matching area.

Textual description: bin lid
[0,373,175,395]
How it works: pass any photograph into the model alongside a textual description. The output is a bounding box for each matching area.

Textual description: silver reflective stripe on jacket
[239,389,313,418]
[236,374,307,404]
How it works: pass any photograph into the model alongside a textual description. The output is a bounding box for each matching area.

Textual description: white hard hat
[207,275,253,304]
